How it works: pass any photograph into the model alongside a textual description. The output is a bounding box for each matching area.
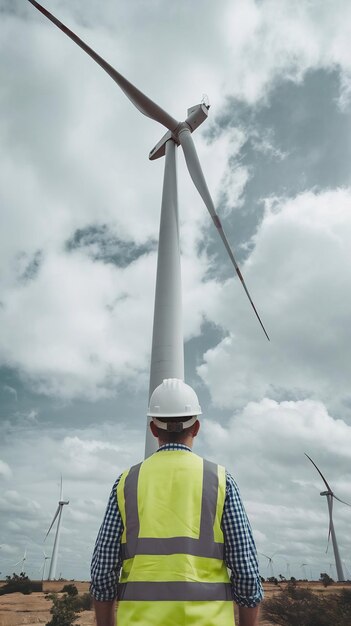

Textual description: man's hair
[154,416,197,444]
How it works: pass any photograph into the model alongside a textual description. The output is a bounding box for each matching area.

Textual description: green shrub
[61,584,78,597]
[46,593,79,626]
[45,589,93,626]
[320,572,333,587]
[0,573,42,596]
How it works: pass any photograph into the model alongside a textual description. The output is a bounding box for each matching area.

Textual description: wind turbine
[300,563,308,580]
[276,555,291,579]
[39,550,50,581]
[342,560,351,580]
[259,552,276,578]
[26,1,270,457]
[305,453,351,582]
[14,547,27,574]
[45,477,69,581]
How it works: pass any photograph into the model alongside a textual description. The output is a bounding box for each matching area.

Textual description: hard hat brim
[152,416,198,431]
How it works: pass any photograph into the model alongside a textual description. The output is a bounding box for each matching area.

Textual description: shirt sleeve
[90,475,123,601]
[222,471,263,608]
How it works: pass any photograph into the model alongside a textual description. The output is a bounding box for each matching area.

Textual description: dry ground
[0,580,350,626]
[0,582,92,626]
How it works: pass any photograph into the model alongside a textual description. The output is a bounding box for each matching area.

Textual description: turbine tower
[26,1,269,458]
[45,477,69,581]
[305,453,351,582]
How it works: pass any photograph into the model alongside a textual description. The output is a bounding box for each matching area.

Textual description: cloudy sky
[1,0,351,583]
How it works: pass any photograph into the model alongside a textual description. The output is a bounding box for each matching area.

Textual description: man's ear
[149,420,159,438]
[192,419,200,438]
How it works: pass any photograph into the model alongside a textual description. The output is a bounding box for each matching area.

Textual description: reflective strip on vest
[121,458,224,560]
[117,581,233,602]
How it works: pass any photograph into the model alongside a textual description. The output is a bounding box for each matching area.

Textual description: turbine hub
[149,103,209,161]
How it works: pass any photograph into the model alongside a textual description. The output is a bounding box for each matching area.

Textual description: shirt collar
[156,443,192,453]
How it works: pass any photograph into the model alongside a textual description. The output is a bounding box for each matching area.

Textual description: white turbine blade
[178,130,270,341]
[59,475,63,501]
[27,0,179,132]
[304,453,333,493]
[333,494,351,507]
[45,505,60,539]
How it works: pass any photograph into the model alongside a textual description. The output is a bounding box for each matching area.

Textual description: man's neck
[158,438,194,449]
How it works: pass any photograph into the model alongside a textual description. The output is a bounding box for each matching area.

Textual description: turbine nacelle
[149,103,210,161]
[59,500,70,505]
[320,490,331,497]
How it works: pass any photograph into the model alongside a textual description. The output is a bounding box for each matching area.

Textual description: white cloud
[222,0,351,106]
[0,460,12,478]
[0,490,41,516]
[198,187,351,416]
[222,165,251,213]
[0,420,144,577]
[198,397,351,573]
[59,432,143,480]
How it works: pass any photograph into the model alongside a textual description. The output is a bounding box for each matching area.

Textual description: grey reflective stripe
[121,536,223,560]
[118,581,232,602]
[200,459,218,544]
[121,458,223,560]
[123,462,142,558]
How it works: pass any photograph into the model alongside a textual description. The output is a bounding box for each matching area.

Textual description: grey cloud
[2,385,17,401]
[17,250,43,283]
[65,224,156,267]
[203,69,351,276]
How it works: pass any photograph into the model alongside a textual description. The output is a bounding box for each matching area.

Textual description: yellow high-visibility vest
[116,450,235,625]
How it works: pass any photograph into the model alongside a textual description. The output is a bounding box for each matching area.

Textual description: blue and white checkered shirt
[91,443,263,608]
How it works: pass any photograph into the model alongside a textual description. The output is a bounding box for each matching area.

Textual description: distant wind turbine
[39,550,50,581]
[26,0,270,458]
[14,547,27,574]
[342,560,351,580]
[277,555,291,579]
[259,552,276,578]
[329,562,335,576]
[45,477,69,581]
[300,563,308,580]
[305,453,351,582]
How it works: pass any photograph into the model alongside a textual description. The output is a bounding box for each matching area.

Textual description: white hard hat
[147,378,202,419]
